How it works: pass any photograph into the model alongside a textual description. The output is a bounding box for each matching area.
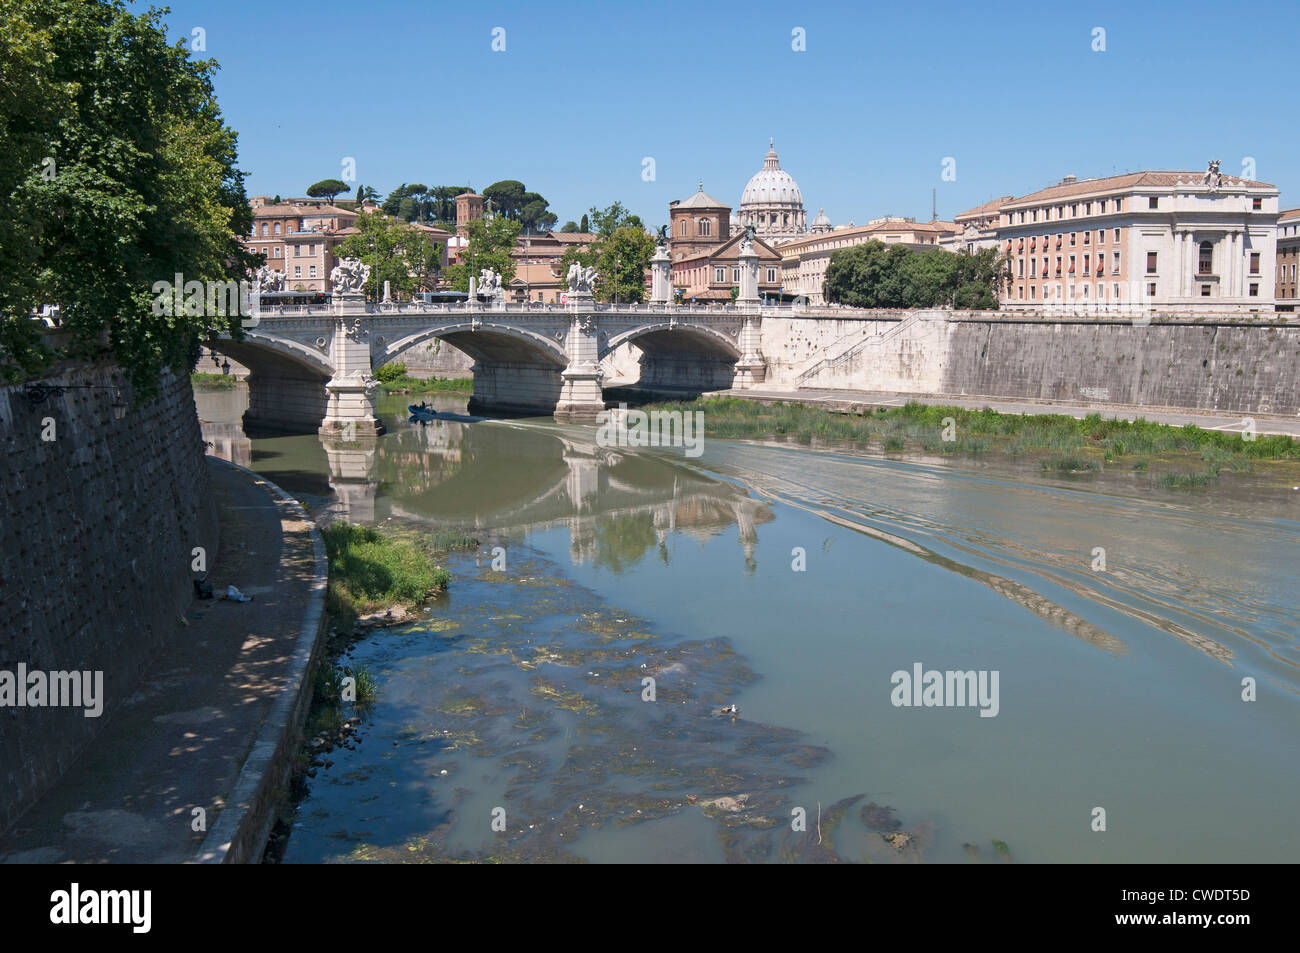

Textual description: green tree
[443,215,522,292]
[354,183,378,205]
[482,179,526,219]
[0,0,256,391]
[333,211,443,300]
[559,221,580,233]
[557,203,654,303]
[579,213,589,232]
[823,241,1005,310]
[307,178,348,202]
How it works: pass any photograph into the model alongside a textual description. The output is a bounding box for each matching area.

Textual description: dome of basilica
[739,140,807,242]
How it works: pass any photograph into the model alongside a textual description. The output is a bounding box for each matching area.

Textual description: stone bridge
[219,247,770,434]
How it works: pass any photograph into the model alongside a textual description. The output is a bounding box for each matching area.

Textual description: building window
[260,223,268,236]
[1252,197,1262,210]
[732,267,740,282]
[1198,241,1213,275]
[260,246,267,256]
[274,246,281,258]
[1113,251,1120,271]
[1030,258,1037,278]
[1030,286,1036,299]
[1249,283,1259,296]
[294,266,301,278]
[680,221,686,236]
[1249,252,1260,274]
[715,267,725,282]
[1115,198,1123,212]
[273,222,281,235]
[1146,251,1158,273]
[1085,202,1092,215]
[1147,282,1157,296]
[1099,200,1107,213]
[767,268,776,282]
[1018,259,1024,277]
[1113,228,1120,242]
[1148,197,1159,209]
[309,265,317,278]
[1070,203,1078,217]
[1070,232,1077,246]
[295,245,302,257]
[1083,231,1090,245]
[1201,285,1211,296]
[308,244,316,255]
[1098,230,1105,244]
[1113,283,1120,299]
[700,219,711,236]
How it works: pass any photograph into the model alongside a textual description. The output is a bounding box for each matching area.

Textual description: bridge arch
[382,320,569,416]
[381,321,567,368]
[603,322,742,392]
[214,331,334,434]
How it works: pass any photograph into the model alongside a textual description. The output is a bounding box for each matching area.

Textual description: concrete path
[0,458,323,864]
[705,386,1300,439]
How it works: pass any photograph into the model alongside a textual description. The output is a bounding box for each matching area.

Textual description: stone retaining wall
[0,363,218,831]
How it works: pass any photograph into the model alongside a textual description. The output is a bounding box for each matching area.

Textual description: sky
[151,0,1300,227]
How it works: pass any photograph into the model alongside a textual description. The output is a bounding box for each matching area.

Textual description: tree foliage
[557,202,654,303]
[306,178,348,201]
[822,242,1007,310]
[442,215,522,292]
[0,0,257,391]
[332,211,443,299]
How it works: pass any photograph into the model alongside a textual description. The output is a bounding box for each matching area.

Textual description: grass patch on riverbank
[379,375,473,394]
[628,395,1300,486]
[322,522,450,624]
[191,372,241,389]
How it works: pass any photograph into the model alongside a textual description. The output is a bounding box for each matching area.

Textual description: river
[195,384,1300,864]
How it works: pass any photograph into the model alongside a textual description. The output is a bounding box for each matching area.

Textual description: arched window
[698,219,710,237]
[1199,241,1213,275]
[680,221,686,236]
[783,214,789,226]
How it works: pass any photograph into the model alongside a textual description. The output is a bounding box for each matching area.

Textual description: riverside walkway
[0,459,325,864]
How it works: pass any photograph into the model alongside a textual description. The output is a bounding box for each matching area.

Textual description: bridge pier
[555,293,606,419]
[320,294,382,437]
[732,245,766,388]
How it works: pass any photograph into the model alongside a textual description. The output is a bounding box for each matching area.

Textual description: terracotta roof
[1004,171,1275,209]
[1279,208,1300,222]
[675,185,730,210]
[551,232,598,243]
[672,231,781,266]
[955,196,1015,221]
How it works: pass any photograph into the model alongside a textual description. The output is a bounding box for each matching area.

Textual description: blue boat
[408,402,438,422]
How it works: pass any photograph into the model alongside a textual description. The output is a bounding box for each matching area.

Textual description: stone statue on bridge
[253,265,285,295]
[330,257,371,294]
[477,268,503,300]
[566,262,597,295]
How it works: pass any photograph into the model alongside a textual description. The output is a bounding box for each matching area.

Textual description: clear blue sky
[152,0,1300,226]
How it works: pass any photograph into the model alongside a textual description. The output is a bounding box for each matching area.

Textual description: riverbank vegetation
[634,395,1300,486]
[190,372,241,389]
[374,362,473,394]
[321,522,451,624]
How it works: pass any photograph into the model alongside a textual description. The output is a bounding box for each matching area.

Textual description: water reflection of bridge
[199,393,773,570]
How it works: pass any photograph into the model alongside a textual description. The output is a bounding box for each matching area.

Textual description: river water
[195,384,1299,864]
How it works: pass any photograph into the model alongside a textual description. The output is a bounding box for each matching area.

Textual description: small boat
[408,402,437,422]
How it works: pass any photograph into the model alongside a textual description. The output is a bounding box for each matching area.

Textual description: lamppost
[221,358,231,376]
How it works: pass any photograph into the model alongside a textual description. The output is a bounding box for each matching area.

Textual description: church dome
[739,139,807,242]
[811,208,832,233]
[741,141,803,207]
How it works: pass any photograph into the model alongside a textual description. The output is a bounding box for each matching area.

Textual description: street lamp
[221,358,231,376]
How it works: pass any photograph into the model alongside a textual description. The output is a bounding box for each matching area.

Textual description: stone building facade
[1275,208,1299,309]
